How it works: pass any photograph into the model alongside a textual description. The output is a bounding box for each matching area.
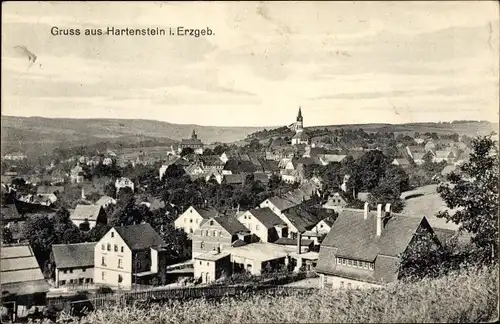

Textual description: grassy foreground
[44,267,498,323]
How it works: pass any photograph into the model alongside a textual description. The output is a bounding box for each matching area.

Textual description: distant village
[0,108,494,321]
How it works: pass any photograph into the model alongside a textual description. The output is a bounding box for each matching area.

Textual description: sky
[1,1,499,127]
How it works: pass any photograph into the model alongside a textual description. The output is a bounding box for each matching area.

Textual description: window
[201,231,204,236]
[209,220,214,225]
[63,270,68,274]
[320,224,323,228]
[102,271,106,280]
[190,219,193,223]
[248,224,252,230]
[101,256,106,266]
[184,219,187,223]
[336,258,340,264]
[342,258,346,265]
[118,259,123,269]
[107,243,111,251]
[212,230,216,237]
[60,280,66,285]
[348,259,353,266]
[82,268,86,272]
[200,242,205,248]
[196,219,199,224]
[121,246,124,253]
[207,262,209,266]
[340,281,344,288]
[369,263,374,270]
[111,232,114,238]
[207,231,211,236]
[101,244,105,250]
[353,260,358,267]
[256,225,260,231]
[347,283,352,289]
[189,228,193,233]
[114,245,118,252]
[70,269,74,274]
[219,232,223,238]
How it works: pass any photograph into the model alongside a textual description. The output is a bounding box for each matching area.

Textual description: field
[45,266,498,323]
[400,185,460,231]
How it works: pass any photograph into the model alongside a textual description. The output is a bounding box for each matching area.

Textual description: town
[1,108,498,322]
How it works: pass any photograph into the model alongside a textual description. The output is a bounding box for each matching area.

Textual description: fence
[48,285,317,315]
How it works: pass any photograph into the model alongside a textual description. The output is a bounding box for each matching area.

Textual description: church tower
[295,106,303,132]
[191,129,198,140]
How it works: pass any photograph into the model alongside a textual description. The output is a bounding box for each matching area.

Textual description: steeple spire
[297,106,303,122]
[191,129,197,139]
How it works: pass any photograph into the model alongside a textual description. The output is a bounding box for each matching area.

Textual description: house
[405,145,426,159]
[115,177,134,193]
[441,164,457,177]
[424,141,436,152]
[318,154,346,165]
[253,172,270,185]
[70,204,107,230]
[184,164,205,180]
[179,130,204,155]
[205,167,223,184]
[1,244,50,322]
[222,173,247,185]
[280,169,299,183]
[36,186,64,195]
[96,195,117,208]
[316,204,440,289]
[291,131,310,146]
[223,158,258,174]
[192,215,251,259]
[224,242,292,275]
[412,152,427,165]
[102,157,114,166]
[258,159,279,175]
[201,155,225,171]
[302,217,336,245]
[2,152,27,161]
[433,150,455,164]
[193,251,232,284]
[322,193,348,212]
[174,206,218,235]
[94,224,168,289]
[237,208,287,243]
[52,242,96,288]
[391,158,412,168]
[70,164,85,183]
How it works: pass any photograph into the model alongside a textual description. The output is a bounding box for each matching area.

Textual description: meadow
[41,266,498,324]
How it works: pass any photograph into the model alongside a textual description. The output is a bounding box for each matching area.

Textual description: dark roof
[1,204,21,221]
[223,174,247,185]
[196,207,219,219]
[320,208,424,262]
[274,237,314,246]
[214,215,249,235]
[292,132,309,140]
[114,223,166,250]
[180,138,203,146]
[292,157,318,168]
[248,208,286,228]
[253,172,269,184]
[201,155,225,166]
[284,206,324,233]
[36,186,64,195]
[52,242,96,269]
[70,204,104,221]
[258,159,279,172]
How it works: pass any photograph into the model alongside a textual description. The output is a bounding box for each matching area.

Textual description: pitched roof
[253,172,269,184]
[36,186,64,194]
[392,158,411,166]
[96,195,116,205]
[114,223,166,250]
[70,204,104,221]
[52,242,96,269]
[283,206,324,233]
[434,150,453,159]
[201,155,225,166]
[247,208,286,228]
[258,159,279,172]
[196,207,219,219]
[215,215,249,234]
[1,244,49,295]
[274,237,314,246]
[1,204,21,221]
[292,157,318,168]
[320,208,424,262]
[292,132,310,140]
[224,159,257,173]
[319,154,346,163]
[180,138,203,146]
[223,173,247,185]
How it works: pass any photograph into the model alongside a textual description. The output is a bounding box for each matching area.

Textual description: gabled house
[405,145,426,160]
[70,164,85,184]
[318,154,346,166]
[201,155,225,171]
[322,193,348,212]
[192,215,251,259]
[115,177,134,193]
[180,130,204,155]
[94,224,168,289]
[174,206,218,235]
[205,167,223,184]
[316,204,440,289]
[391,158,412,168]
[424,140,436,152]
[237,208,287,243]
[291,131,310,146]
[52,242,96,288]
[70,204,107,230]
[222,173,247,185]
[95,195,117,208]
[1,244,50,321]
[258,159,279,175]
[433,150,455,164]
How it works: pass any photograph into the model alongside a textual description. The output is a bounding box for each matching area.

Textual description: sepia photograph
[1,1,499,323]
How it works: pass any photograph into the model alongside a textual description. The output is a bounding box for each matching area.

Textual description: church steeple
[191,129,198,139]
[297,106,303,122]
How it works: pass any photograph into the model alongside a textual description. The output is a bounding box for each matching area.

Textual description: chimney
[385,203,391,216]
[376,204,383,236]
[296,233,302,254]
[364,202,369,220]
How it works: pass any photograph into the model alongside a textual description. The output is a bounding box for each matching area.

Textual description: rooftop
[114,223,166,251]
[52,242,96,269]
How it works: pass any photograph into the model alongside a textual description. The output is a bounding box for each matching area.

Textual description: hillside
[42,266,498,323]
[0,116,265,156]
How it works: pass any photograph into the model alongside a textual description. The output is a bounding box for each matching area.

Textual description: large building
[52,242,96,288]
[179,130,204,155]
[291,107,310,145]
[93,224,168,289]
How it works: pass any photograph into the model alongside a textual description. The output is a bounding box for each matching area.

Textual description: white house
[115,177,134,192]
[52,242,96,288]
[174,206,219,236]
[70,204,107,230]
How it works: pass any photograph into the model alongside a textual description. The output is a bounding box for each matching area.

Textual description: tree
[2,227,14,244]
[437,135,498,264]
[104,182,117,198]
